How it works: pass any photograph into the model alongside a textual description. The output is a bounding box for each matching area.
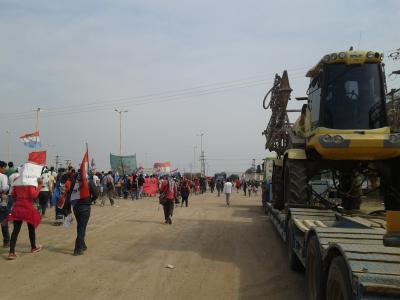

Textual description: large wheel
[326,256,353,300]
[306,236,325,300]
[284,159,309,206]
[272,164,284,209]
[287,219,304,272]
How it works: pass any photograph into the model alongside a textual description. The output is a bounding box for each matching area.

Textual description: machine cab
[306,50,387,131]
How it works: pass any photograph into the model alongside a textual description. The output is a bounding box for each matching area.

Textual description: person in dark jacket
[71,170,98,256]
[180,179,190,207]
[138,174,145,198]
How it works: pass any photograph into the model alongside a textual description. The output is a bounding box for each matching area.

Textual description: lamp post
[193,146,197,176]
[196,133,205,176]
[114,109,128,155]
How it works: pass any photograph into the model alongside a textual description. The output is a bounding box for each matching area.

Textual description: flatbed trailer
[265,202,400,299]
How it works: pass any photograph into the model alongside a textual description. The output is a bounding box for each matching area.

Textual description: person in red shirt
[6,177,43,260]
[159,175,177,224]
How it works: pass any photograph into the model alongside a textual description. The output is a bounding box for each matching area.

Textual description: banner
[110,153,137,175]
[28,151,47,165]
[20,131,42,149]
[143,177,158,197]
[13,162,43,187]
[153,162,171,174]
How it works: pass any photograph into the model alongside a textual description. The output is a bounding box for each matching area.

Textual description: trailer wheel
[284,159,308,206]
[272,164,284,209]
[326,256,353,300]
[306,236,324,300]
[287,220,303,272]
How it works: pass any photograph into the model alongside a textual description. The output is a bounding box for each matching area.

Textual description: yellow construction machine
[262,49,400,299]
[263,48,400,246]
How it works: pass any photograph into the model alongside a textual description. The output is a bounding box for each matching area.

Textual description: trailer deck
[266,203,400,299]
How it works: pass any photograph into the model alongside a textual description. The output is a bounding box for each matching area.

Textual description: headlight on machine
[333,135,344,144]
[330,53,338,60]
[389,134,400,143]
[321,134,332,143]
[323,55,330,62]
[338,52,346,59]
[367,51,375,59]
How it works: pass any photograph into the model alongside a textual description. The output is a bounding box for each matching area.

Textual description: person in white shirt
[223,179,233,206]
[0,160,10,247]
[38,169,51,216]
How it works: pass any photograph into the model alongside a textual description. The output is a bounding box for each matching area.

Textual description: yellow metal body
[286,149,307,160]
[386,211,400,234]
[306,50,382,78]
[307,127,400,160]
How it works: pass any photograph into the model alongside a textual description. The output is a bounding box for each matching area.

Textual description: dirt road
[0,191,305,300]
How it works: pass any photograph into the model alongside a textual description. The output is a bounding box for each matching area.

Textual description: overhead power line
[0,70,307,123]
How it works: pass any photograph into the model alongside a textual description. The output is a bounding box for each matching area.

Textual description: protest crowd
[0,155,262,260]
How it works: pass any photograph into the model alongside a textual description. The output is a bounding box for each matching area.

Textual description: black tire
[287,219,304,272]
[326,256,353,300]
[284,159,308,206]
[272,164,284,209]
[306,236,325,300]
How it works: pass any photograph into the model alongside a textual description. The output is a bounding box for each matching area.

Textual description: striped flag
[20,131,42,148]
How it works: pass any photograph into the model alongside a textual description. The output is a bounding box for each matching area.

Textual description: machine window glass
[322,64,386,129]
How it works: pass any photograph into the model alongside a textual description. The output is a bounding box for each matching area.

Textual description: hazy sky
[1,0,399,173]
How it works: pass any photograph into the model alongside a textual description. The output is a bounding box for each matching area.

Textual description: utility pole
[193,146,197,175]
[252,159,256,170]
[5,130,11,162]
[65,159,72,168]
[114,108,128,155]
[196,133,205,177]
[55,155,61,172]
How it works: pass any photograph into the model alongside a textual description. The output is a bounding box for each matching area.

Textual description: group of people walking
[1,158,261,260]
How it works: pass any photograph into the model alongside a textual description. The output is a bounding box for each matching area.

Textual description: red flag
[79,149,90,199]
[28,151,47,165]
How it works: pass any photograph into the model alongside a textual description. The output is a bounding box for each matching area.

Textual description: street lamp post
[193,146,197,176]
[114,109,128,155]
[196,133,205,176]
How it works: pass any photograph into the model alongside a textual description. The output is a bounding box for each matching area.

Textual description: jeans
[132,189,139,200]
[225,193,231,206]
[38,191,50,216]
[73,203,91,253]
[1,223,9,245]
[1,196,12,245]
[163,201,174,221]
[181,196,189,207]
[138,186,144,198]
[101,189,115,206]
[10,220,36,253]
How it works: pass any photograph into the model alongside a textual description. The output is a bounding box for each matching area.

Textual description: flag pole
[86,142,89,172]
[34,108,41,152]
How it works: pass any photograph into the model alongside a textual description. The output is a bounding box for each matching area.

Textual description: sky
[0,0,399,174]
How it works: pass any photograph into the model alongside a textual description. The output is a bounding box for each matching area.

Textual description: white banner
[13,162,43,187]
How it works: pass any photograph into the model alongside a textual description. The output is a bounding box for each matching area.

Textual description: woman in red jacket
[7,178,42,260]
